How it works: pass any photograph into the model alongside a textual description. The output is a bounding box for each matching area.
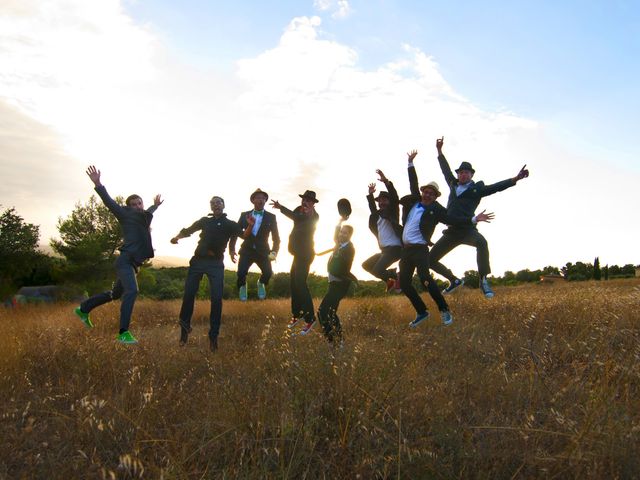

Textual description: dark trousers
[318,280,350,342]
[179,257,224,340]
[430,229,491,282]
[290,255,315,323]
[362,245,402,281]
[236,249,273,287]
[81,254,139,332]
[399,245,449,314]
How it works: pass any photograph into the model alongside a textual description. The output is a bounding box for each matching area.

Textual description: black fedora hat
[374,191,390,201]
[455,161,475,174]
[337,198,352,219]
[250,188,269,202]
[299,190,319,203]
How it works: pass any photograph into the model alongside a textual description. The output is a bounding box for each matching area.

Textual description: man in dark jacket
[362,169,403,292]
[230,188,280,301]
[317,219,357,344]
[431,137,529,298]
[399,151,493,328]
[171,196,251,351]
[74,165,163,344]
[270,190,320,334]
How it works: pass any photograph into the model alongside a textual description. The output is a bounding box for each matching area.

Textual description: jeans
[290,255,315,323]
[318,280,350,342]
[81,253,140,332]
[236,249,273,287]
[361,245,402,281]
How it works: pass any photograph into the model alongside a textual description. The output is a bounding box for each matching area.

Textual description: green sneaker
[257,280,266,300]
[117,331,138,344]
[74,307,94,329]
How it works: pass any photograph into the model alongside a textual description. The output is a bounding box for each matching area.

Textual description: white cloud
[1,5,637,278]
[313,0,352,19]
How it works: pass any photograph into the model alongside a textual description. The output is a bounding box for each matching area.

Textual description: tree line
[1,200,637,302]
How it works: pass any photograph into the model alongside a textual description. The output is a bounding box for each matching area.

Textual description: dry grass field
[1,280,639,479]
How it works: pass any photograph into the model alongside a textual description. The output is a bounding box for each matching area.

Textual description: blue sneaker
[442,278,464,295]
[239,284,248,302]
[480,277,494,299]
[441,310,453,326]
[409,312,429,328]
[257,280,266,300]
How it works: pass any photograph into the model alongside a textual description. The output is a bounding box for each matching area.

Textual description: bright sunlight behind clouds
[1,1,638,279]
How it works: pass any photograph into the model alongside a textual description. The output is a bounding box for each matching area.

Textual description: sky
[1,0,638,281]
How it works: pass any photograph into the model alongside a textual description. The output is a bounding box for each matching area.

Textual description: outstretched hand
[86,165,102,186]
[407,150,418,163]
[269,200,282,210]
[376,169,388,183]
[515,164,529,181]
[436,136,444,152]
[368,183,376,195]
[476,209,495,223]
[153,194,164,207]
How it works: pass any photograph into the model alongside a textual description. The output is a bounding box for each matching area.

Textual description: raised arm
[86,165,126,218]
[436,137,456,186]
[367,183,377,215]
[270,199,298,221]
[170,218,204,244]
[147,194,163,214]
[480,165,528,197]
[407,150,420,197]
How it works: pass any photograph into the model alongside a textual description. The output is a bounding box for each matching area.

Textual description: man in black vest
[270,190,320,335]
[430,137,529,298]
[362,169,403,292]
[74,165,163,344]
[398,151,493,328]
[318,218,357,344]
[230,188,280,301]
[171,196,251,351]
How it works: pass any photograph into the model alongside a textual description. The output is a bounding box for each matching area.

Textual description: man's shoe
[441,310,453,326]
[74,307,94,329]
[257,280,267,300]
[117,331,138,344]
[239,285,248,302]
[209,337,218,352]
[299,320,316,336]
[409,312,429,328]
[480,277,494,299]
[442,278,464,295]
[287,317,301,329]
[385,278,396,293]
[179,329,188,345]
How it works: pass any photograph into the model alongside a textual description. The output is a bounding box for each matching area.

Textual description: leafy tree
[0,207,41,297]
[603,264,609,280]
[50,195,123,293]
[463,270,480,288]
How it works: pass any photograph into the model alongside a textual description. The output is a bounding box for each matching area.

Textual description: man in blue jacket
[431,137,529,298]
[74,165,163,344]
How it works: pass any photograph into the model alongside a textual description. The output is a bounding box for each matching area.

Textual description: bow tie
[253,210,264,216]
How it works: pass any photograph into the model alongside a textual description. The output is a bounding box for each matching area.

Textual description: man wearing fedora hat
[431,137,529,298]
[362,169,403,291]
[270,190,320,335]
[230,188,280,301]
[398,150,493,328]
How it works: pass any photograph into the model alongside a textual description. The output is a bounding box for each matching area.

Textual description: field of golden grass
[1,279,639,479]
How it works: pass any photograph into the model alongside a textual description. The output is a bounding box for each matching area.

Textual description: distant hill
[149,256,190,268]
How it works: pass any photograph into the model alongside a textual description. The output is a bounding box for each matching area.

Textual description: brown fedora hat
[299,190,319,203]
[250,188,269,202]
[420,181,441,197]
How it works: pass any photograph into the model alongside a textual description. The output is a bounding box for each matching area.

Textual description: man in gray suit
[430,137,529,298]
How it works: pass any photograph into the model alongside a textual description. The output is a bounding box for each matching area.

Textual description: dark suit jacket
[229,210,280,257]
[327,225,357,283]
[367,180,403,240]
[280,205,319,258]
[95,185,157,263]
[399,165,474,244]
[438,153,516,228]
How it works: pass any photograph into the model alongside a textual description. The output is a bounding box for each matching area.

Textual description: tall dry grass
[1,280,639,479]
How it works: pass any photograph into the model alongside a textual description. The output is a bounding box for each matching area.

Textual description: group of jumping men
[74,137,529,350]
